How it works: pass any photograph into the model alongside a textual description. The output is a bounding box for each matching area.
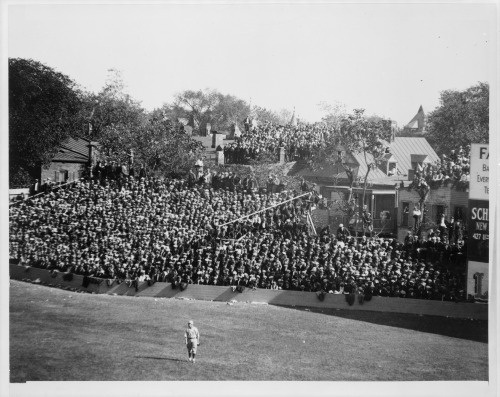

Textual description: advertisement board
[466,144,489,299]
[468,144,489,200]
[466,261,489,300]
[467,199,489,262]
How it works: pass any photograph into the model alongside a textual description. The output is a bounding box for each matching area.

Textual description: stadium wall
[10,264,487,320]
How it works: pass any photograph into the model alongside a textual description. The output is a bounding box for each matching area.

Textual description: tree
[426,82,489,154]
[252,106,282,125]
[167,89,253,134]
[277,108,294,125]
[318,101,347,130]
[309,109,392,233]
[212,93,250,132]
[9,58,84,186]
[169,89,221,133]
[131,116,204,177]
[84,69,146,155]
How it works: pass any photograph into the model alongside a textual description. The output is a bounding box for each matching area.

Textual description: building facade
[40,137,98,184]
[397,185,469,241]
[289,136,441,236]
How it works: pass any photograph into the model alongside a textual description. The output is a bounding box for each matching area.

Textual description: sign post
[466,144,489,300]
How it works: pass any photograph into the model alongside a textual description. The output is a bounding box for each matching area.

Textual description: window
[474,273,484,296]
[401,201,410,226]
[454,206,465,221]
[388,162,397,175]
[435,205,445,224]
[59,170,69,183]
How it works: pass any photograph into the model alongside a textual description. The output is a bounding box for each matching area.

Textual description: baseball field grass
[9,280,488,382]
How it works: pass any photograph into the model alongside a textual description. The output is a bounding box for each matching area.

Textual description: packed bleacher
[224,121,329,164]
[9,166,468,302]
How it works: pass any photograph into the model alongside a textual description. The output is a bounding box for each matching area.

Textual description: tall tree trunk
[360,165,372,236]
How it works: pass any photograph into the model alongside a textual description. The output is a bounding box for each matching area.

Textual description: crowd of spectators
[10,167,467,301]
[224,121,329,164]
[409,145,471,196]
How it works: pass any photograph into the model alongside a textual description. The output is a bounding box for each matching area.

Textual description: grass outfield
[9,280,487,382]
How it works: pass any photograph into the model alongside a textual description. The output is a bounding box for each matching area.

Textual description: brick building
[40,137,98,184]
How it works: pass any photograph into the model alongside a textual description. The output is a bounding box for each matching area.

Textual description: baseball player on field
[184,320,200,363]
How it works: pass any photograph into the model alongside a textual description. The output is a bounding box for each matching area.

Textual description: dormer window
[410,154,430,171]
[388,162,397,175]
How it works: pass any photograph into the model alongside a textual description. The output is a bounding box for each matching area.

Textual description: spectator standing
[362,208,373,237]
[412,204,422,232]
[139,164,147,179]
[336,223,350,242]
[30,179,40,196]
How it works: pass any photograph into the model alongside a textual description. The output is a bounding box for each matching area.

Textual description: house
[289,136,440,236]
[40,137,98,184]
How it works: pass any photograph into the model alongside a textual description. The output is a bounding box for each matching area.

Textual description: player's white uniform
[185,327,200,354]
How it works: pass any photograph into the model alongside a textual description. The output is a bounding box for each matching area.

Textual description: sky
[6,2,496,126]
[0,3,498,397]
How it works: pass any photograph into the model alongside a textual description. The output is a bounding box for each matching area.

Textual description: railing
[9,178,84,207]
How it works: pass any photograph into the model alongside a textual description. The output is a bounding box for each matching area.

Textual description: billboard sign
[467,199,489,262]
[467,144,489,300]
[469,144,489,200]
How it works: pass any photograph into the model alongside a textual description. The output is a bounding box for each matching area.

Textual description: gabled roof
[52,137,92,163]
[405,105,425,130]
[289,137,438,185]
[406,119,419,129]
[350,151,388,181]
[290,161,351,180]
[381,153,396,161]
[289,151,387,183]
[410,154,430,163]
[390,137,438,173]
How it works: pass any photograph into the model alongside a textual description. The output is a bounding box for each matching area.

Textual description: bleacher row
[9,166,468,302]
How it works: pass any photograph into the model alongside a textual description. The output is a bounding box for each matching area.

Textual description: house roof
[350,151,388,181]
[293,164,350,181]
[390,137,439,174]
[289,150,388,183]
[381,152,396,161]
[410,154,430,163]
[405,105,425,130]
[290,136,438,186]
[51,137,93,163]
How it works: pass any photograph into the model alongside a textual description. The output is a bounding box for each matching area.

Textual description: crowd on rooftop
[409,145,471,195]
[9,164,468,301]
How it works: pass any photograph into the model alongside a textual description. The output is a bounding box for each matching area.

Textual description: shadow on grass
[136,356,186,363]
[276,305,488,344]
